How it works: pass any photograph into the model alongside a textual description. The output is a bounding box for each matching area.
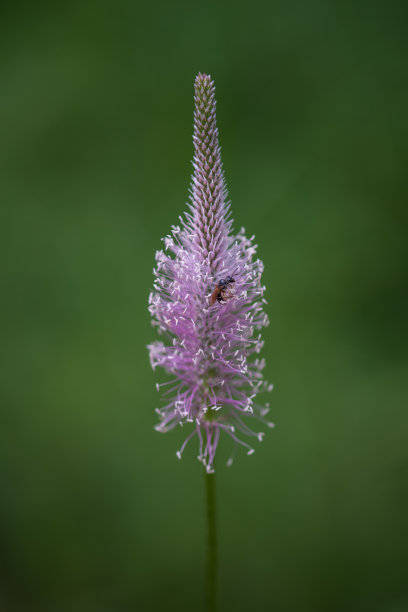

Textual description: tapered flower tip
[195,72,212,83]
[194,73,215,101]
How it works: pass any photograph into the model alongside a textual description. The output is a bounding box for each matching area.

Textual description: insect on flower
[209,268,238,306]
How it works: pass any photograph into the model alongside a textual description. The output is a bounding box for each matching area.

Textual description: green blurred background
[1,1,407,610]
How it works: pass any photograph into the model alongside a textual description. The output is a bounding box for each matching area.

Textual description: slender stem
[204,469,217,612]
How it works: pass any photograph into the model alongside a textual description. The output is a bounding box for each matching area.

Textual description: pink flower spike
[147,73,273,471]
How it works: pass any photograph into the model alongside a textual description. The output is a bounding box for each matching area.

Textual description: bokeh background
[1,1,407,611]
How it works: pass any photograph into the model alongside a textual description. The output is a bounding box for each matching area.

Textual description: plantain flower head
[147,73,273,472]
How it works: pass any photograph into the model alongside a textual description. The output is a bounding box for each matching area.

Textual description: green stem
[204,469,217,612]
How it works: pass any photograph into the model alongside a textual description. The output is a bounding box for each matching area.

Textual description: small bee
[209,269,238,306]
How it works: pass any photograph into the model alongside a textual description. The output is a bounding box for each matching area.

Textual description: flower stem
[204,469,217,612]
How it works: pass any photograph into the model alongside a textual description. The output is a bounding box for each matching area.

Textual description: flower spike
[148,73,273,471]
